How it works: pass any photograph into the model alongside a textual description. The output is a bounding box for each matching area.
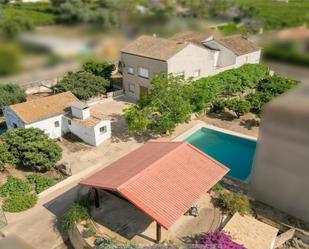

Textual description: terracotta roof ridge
[117,142,185,190]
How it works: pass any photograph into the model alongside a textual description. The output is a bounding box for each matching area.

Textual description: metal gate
[0,207,7,229]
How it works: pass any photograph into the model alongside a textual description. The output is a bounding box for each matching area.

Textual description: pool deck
[173,123,257,142]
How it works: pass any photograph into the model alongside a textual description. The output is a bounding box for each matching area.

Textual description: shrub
[54,71,109,100]
[217,191,252,216]
[83,226,96,238]
[94,238,139,249]
[2,193,37,212]
[257,75,298,96]
[0,128,62,171]
[0,45,21,76]
[194,230,245,249]
[225,99,251,118]
[62,202,91,233]
[0,142,14,171]
[0,175,32,197]
[212,183,224,192]
[83,61,115,80]
[27,174,56,193]
[0,83,26,111]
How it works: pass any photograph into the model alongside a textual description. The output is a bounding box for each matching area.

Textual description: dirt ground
[199,111,260,138]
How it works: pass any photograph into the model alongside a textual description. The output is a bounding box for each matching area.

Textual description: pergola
[80,142,229,243]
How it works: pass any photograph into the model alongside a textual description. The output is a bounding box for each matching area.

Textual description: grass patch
[27,174,57,194]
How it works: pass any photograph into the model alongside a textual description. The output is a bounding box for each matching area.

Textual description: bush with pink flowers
[194,230,246,249]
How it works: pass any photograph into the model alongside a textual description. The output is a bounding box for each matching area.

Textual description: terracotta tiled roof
[216,35,261,55]
[9,92,77,124]
[224,212,279,249]
[121,35,188,61]
[80,142,229,229]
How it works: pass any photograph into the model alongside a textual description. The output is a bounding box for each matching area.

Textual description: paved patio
[91,191,221,246]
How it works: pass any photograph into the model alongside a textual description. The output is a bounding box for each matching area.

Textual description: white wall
[93,120,111,146]
[167,43,215,79]
[71,106,90,120]
[203,40,236,67]
[67,119,111,146]
[235,50,261,66]
[25,115,66,139]
[3,107,25,129]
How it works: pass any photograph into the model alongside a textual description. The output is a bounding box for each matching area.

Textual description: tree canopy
[0,128,62,171]
[83,61,115,80]
[0,83,26,112]
[54,71,109,100]
[125,74,192,135]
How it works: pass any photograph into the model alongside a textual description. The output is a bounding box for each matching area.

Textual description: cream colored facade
[120,36,261,99]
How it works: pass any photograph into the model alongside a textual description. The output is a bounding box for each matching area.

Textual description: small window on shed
[68,120,72,125]
[99,126,107,135]
[54,121,60,127]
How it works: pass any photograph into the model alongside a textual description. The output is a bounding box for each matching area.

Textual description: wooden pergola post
[156,222,161,243]
[94,188,100,208]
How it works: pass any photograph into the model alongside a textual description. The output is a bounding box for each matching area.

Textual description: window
[68,120,72,125]
[138,67,149,79]
[99,126,107,135]
[129,83,135,93]
[128,66,134,75]
[13,123,18,128]
[54,121,60,127]
[245,56,249,63]
[175,72,185,78]
[193,69,200,78]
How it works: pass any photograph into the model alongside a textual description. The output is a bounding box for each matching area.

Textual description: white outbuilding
[3,92,111,146]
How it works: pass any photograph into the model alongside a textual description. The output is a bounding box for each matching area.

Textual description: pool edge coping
[173,122,258,142]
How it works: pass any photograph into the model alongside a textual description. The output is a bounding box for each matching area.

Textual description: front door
[139,86,149,99]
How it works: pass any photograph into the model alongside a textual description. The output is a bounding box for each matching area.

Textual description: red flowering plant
[194,230,246,249]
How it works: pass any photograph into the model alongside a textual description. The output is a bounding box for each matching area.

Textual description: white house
[119,31,261,99]
[3,92,111,146]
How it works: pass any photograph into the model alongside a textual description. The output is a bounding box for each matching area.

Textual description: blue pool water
[0,127,6,135]
[185,127,256,181]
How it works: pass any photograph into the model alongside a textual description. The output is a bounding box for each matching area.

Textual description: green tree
[246,92,273,114]
[83,61,115,80]
[0,45,21,76]
[225,99,251,118]
[0,13,33,38]
[54,71,109,100]
[125,74,192,135]
[0,128,62,171]
[257,75,298,96]
[0,83,26,112]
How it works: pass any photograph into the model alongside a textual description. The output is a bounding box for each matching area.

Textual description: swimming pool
[0,127,6,135]
[185,127,256,181]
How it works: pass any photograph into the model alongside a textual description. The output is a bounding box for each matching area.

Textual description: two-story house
[119,31,261,99]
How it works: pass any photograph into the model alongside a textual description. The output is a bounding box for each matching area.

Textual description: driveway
[0,97,202,249]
